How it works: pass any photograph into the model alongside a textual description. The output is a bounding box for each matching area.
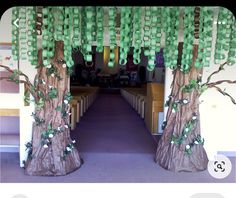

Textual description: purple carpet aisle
[1,93,235,183]
[71,93,157,154]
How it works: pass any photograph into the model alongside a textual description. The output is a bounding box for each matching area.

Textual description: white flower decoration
[72,140,76,144]
[185,128,189,132]
[43,144,48,148]
[47,64,52,68]
[182,99,188,104]
[194,141,199,144]
[192,116,197,120]
[64,100,68,104]
[184,134,187,138]
[42,80,46,85]
[172,109,176,113]
[51,73,55,77]
[171,141,174,144]
[185,145,190,150]
[66,147,71,152]
[57,127,61,131]
[62,63,67,68]
[64,125,69,129]
[48,134,54,138]
[49,85,53,89]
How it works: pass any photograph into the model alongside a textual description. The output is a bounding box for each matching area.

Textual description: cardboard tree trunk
[24,41,82,176]
[155,45,209,172]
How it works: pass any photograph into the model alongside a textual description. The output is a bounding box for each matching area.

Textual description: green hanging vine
[72,7,81,49]
[163,7,180,70]
[108,7,116,67]
[27,7,38,66]
[132,7,142,65]
[147,7,159,71]
[12,7,19,61]
[214,7,234,65]
[96,7,104,53]
[227,14,236,65]
[119,7,132,65]
[63,7,74,67]
[53,7,64,41]
[143,7,151,57]
[42,7,55,67]
[181,7,195,73]
[19,7,27,60]
[195,7,214,68]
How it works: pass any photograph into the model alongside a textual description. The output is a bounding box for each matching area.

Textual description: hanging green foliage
[147,7,161,71]
[195,7,214,68]
[12,7,19,61]
[143,7,151,57]
[181,7,195,73]
[227,17,236,65]
[119,7,132,65]
[27,7,38,66]
[214,7,234,64]
[72,7,81,49]
[91,7,97,43]
[82,7,93,62]
[53,7,64,41]
[108,7,116,67]
[96,7,104,53]
[19,7,28,60]
[162,7,179,70]
[132,7,142,65]
[11,6,236,72]
[42,7,55,66]
[63,7,74,67]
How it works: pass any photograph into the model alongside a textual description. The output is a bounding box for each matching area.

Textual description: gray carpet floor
[1,93,235,183]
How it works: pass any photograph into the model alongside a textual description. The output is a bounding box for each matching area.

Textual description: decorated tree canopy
[1,6,235,175]
[11,6,236,71]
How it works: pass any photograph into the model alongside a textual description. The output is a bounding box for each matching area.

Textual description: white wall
[0,8,11,43]
[0,8,36,167]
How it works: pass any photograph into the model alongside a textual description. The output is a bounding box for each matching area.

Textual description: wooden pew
[70,87,99,130]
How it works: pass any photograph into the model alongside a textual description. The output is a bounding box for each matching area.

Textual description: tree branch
[0,64,37,99]
[211,85,236,105]
[204,62,227,85]
[207,80,236,88]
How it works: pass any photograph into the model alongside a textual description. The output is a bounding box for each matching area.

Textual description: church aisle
[71,92,157,154]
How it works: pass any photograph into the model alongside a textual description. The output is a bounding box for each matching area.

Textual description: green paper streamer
[133,7,142,65]
[96,7,104,53]
[181,7,195,73]
[12,7,20,61]
[119,7,132,65]
[108,7,116,67]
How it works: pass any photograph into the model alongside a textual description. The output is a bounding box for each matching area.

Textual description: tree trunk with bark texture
[25,41,82,176]
[155,45,209,172]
